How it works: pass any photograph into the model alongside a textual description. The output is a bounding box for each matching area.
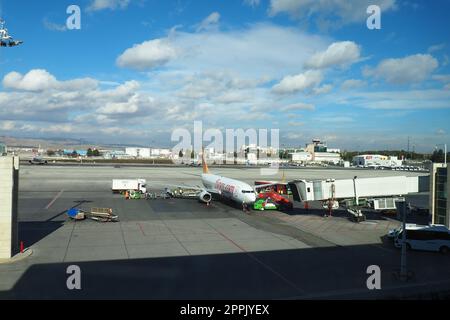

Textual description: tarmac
[1,165,449,299]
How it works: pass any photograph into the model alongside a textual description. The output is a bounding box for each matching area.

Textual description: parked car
[29,157,48,165]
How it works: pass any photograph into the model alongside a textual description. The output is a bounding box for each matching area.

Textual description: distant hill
[0,136,149,150]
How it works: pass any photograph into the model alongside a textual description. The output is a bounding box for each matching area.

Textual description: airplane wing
[165,183,203,191]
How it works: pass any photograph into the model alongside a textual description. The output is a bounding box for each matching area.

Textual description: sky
[0,0,449,151]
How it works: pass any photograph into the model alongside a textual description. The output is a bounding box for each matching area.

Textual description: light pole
[353,176,358,206]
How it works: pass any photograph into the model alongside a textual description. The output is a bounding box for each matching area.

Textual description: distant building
[103,150,129,159]
[430,163,449,227]
[0,143,7,156]
[63,149,87,157]
[352,154,403,167]
[288,152,312,162]
[314,152,341,164]
[125,147,151,158]
[151,148,171,157]
[305,139,341,164]
[240,144,278,156]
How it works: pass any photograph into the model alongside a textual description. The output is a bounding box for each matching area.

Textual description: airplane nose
[246,193,256,204]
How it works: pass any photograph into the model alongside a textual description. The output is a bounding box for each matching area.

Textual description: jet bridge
[288,176,422,203]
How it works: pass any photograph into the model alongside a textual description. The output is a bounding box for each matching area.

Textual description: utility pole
[407,136,410,160]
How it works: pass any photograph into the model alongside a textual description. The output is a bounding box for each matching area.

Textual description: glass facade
[435,167,448,225]
[314,145,327,152]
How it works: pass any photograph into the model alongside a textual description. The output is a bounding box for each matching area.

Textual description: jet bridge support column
[0,156,19,259]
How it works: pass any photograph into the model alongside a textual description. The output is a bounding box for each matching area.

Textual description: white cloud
[116,38,177,70]
[3,70,57,91]
[428,43,446,53]
[117,23,329,77]
[272,70,323,94]
[197,12,220,32]
[305,41,361,69]
[98,94,153,115]
[341,79,367,90]
[0,69,161,128]
[87,0,131,11]
[43,18,67,32]
[432,75,450,90]
[284,132,303,140]
[443,55,450,67]
[364,54,438,84]
[0,121,15,131]
[288,121,304,127]
[2,69,98,92]
[269,0,397,28]
[433,74,450,83]
[280,102,315,111]
[313,84,333,95]
[214,91,250,104]
[338,89,450,109]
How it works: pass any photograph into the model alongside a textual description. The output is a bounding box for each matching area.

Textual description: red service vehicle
[257,191,293,210]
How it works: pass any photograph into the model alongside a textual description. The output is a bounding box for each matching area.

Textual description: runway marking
[137,222,147,236]
[205,221,306,296]
[160,219,191,256]
[45,190,64,209]
[119,221,131,259]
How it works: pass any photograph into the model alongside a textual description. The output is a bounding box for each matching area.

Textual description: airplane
[0,19,23,47]
[167,150,258,206]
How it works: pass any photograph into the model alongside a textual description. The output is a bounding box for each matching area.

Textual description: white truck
[112,179,147,194]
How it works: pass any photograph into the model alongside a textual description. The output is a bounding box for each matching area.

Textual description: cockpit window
[242,190,255,193]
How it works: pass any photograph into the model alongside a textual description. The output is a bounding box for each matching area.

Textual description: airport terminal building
[430,163,450,227]
[352,154,403,167]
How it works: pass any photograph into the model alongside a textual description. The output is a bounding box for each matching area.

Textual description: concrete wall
[0,156,19,259]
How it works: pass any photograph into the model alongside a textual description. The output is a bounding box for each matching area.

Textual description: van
[394,224,450,253]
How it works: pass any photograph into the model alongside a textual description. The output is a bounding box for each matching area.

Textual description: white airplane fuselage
[201,173,257,204]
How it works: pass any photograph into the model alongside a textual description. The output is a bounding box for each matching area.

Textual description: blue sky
[0,0,449,151]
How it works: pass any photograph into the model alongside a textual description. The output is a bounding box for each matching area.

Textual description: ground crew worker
[242,201,249,213]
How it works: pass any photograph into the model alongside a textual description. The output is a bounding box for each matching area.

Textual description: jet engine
[198,190,212,203]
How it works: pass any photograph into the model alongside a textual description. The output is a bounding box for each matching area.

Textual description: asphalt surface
[1,166,449,300]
